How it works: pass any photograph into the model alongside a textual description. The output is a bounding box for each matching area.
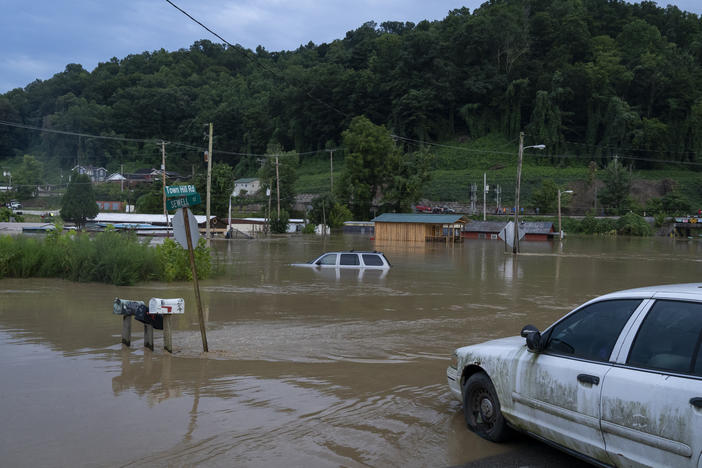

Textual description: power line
[0,120,343,160]
[0,120,154,144]
[562,138,701,157]
[163,0,347,118]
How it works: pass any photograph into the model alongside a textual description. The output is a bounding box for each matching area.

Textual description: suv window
[362,254,383,266]
[317,254,337,266]
[340,254,360,266]
[627,300,702,376]
[544,299,641,362]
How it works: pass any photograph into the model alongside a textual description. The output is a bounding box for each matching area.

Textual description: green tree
[382,149,433,213]
[13,155,44,199]
[598,158,632,215]
[193,162,234,217]
[660,191,692,215]
[530,179,560,214]
[309,194,353,228]
[338,116,395,219]
[135,180,164,214]
[617,212,652,236]
[60,173,99,229]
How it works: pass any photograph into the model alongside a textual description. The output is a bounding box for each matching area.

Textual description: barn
[371,213,467,242]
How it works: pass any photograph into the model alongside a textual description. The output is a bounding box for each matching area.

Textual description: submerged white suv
[292,251,391,270]
[448,283,702,468]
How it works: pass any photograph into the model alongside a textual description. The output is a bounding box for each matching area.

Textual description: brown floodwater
[1,234,701,467]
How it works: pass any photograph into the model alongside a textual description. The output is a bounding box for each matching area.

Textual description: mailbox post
[149,298,185,353]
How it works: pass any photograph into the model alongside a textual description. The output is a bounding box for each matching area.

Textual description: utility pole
[495,185,502,213]
[470,183,477,214]
[206,123,213,240]
[513,132,524,254]
[161,141,169,235]
[512,135,546,253]
[275,155,281,219]
[120,164,124,193]
[326,149,335,193]
[267,182,272,234]
[483,172,487,221]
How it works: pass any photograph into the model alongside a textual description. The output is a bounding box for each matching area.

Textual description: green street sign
[166,193,202,210]
[165,184,197,198]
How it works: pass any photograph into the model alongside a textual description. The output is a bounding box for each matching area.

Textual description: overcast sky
[1,0,701,93]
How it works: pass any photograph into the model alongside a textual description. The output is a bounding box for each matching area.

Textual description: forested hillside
[1,0,701,205]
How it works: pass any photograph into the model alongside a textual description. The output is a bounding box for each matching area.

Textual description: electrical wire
[0,120,155,144]
[163,0,347,118]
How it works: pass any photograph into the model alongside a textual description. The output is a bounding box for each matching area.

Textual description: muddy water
[1,235,701,467]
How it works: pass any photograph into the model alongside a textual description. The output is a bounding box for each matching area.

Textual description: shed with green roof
[370,213,467,242]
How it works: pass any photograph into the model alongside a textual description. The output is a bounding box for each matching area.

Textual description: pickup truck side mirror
[521,324,544,352]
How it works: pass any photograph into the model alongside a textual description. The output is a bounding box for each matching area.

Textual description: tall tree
[598,158,632,215]
[193,162,234,217]
[382,149,433,213]
[338,116,395,219]
[61,173,99,229]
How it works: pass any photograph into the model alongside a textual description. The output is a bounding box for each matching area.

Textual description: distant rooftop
[371,213,467,224]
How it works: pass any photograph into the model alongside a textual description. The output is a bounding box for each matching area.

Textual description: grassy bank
[294,134,702,211]
[0,229,211,285]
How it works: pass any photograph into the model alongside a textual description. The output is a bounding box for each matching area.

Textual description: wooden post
[163,315,173,353]
[513,132,524,254]
[275,155,280,219]
[144,323,154,351]
[121,316,131,347]
[161,141,169,237]
[183,206,209,352]
[206,122,213,241]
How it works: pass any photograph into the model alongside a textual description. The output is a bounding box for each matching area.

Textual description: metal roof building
[462,220,555,241]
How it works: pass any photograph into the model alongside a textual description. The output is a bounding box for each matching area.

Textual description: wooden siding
[375,222,431,242]
[375,222,463,242]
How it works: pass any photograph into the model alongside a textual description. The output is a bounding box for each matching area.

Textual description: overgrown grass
[0,229,212,285]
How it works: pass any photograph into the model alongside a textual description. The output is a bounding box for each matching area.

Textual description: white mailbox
[149,298,185,315]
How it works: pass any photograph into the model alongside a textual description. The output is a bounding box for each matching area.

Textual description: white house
[233,178,261,196]
[72,165,108,183]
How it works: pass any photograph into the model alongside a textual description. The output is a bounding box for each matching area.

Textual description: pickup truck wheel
[463,372,510,442]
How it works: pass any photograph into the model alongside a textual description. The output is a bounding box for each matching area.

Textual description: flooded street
[2,235,701,467]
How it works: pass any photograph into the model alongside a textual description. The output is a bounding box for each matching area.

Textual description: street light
[513,132,546,254]
[558,189,574,240]
[227,189,236,238]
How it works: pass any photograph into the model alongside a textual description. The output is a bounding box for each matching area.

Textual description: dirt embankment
[563,179,668,215]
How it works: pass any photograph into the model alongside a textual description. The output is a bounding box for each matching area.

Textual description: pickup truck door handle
[691,398,702,408]
[577,374,600,385]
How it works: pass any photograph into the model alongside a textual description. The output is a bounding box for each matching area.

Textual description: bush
[156,237,211,282]
[269,210,290,234]
[566,215,616,235]
[0,229,212,285]
[617,212,652,236]
[302,223,316,234]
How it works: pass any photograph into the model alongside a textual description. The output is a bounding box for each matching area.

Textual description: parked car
[9,200,21,210]
[415,205,432,213]
[447,283,702,468]
[291,251,391,270]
